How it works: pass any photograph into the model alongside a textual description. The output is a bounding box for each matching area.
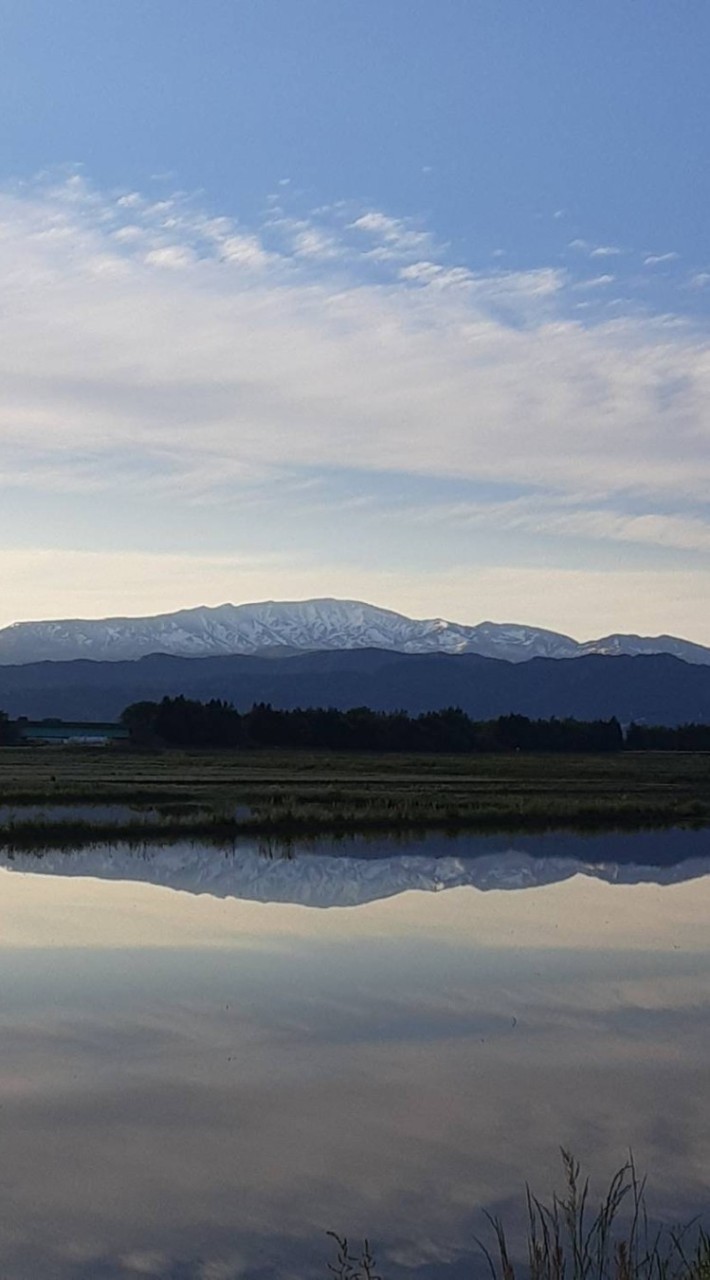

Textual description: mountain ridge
[0,597,708,666]
[1,648,709,724]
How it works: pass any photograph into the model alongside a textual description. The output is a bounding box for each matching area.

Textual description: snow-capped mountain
[1,841,708,908]
[0,597,707,666]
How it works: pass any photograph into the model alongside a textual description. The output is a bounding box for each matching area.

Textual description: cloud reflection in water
[0,839,708,1278]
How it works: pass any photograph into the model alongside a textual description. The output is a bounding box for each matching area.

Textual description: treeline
[121,697,625,753]
[626,722,710,750]
[4,701,710,752]
[0,711,18,745]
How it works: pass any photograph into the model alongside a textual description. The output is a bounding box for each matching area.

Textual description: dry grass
[0,748,709,846]
[330,1154,710,1280]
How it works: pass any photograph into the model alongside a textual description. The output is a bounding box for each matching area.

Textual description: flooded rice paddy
[0,827,709,1278]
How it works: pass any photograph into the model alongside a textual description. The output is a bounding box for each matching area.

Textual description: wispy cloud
[407,495,710,555]
[1,172,710,633]
[348,209,432,258]
[574,274,615,289]
[644,252,680,266]
[1,174,709,514]
[569,239,621,258]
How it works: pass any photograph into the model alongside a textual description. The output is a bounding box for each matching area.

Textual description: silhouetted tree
[0,711,18,746]
[120,699,634,754]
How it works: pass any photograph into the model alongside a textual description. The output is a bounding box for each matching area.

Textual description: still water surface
[0,831,709,1279]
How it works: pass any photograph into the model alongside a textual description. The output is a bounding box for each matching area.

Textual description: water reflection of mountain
[3,832,710,907]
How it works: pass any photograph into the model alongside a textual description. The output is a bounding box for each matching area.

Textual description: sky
[1,0,709,642]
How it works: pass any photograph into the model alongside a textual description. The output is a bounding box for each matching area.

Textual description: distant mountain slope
[0,598,708,666]
[1,648,709,724]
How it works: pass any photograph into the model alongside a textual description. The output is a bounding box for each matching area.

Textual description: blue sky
[1,0,709,639]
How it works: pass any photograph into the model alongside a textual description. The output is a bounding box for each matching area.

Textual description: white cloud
[570,240,622,259]
[112,225,145,244]
[399,260,473,288]
[350,211,408,237]
[1,178,709,515]
[144,245,196,270]
[116,192,143,209]
[411,495,710,555]
[219,233,271,268]
[292,226,341,260]
[348,209,432,257]
[575,274,615,288]
[644,252,680,266]
[1,174,710,633]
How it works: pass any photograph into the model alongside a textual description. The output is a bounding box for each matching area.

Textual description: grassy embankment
[0,746,709,850]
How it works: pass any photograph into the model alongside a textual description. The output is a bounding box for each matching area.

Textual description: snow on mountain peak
[0,598,706,666]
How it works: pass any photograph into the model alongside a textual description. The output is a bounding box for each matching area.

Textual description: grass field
[0,746,709,849]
